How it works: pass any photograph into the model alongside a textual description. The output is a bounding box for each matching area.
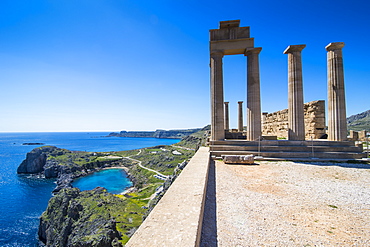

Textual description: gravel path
[123,149,168,177]
[201,160,370,246]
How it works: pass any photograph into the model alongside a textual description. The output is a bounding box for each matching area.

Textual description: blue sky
[0,0,369,132]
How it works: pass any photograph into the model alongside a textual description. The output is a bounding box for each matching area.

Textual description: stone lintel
[219,20,240,29]
[210,38,254,55]
[283,44,306,54]
[326,42,345,51]
[245,47,262,56]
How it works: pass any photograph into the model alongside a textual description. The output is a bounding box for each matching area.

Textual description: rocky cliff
[38,187,123,247]
[17,146,54,174]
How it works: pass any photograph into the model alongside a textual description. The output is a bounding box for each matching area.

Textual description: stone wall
[126,147,210,247]
[262,100,326,139]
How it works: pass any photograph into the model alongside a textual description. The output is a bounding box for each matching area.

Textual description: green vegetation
[40,187,147,246]
[175,125,210,149]
[39,126,211,245]
[39,146,194,245]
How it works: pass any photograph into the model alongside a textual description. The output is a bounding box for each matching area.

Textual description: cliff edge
[38,187,123,247]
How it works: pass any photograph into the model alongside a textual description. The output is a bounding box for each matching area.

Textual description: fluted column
[326,42,347,141]
[238,101,243,132]
[210,51,225,141]
[284,45,306,141]
[245,48,262,141]
[224,102,229,131]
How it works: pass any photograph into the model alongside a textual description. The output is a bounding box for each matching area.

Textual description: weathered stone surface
[238,101,243,132]
[262,100,326,139]
[222,155,254,164]
[210,50,225,141]
[284,44,306,141]
[326,42,347,141]
[245,47,262,141]
[210,20,260,141]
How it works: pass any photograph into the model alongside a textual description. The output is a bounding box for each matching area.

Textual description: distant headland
[108,128,201,139]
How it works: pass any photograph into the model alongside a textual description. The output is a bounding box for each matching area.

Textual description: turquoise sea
[0,132,179,246]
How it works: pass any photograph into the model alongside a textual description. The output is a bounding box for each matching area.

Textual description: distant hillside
[347,109,370,131]
[175,125,210,149]
[108,128,202,139]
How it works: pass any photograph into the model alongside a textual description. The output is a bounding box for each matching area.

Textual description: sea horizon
[0,132,180,246]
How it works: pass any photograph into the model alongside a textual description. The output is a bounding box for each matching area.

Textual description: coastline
[2,132,183,247]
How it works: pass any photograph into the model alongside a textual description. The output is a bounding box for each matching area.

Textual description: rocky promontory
[17,146,128,192]
[108,128,201,139]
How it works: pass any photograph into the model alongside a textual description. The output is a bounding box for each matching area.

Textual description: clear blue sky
[0,0,369,132]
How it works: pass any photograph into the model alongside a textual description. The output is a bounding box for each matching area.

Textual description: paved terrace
[127,147,370,246]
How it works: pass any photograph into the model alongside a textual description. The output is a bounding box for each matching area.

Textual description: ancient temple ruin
[209,20,365,160]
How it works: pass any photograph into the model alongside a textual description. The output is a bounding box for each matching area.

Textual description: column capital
[224,101,229,104]
[245,47,262,56]
[283,44,306,54]
[238,101,243,104]
[325,42,345,51]
[210,50,224,58]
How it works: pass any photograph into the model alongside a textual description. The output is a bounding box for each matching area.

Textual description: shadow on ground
[200,160,218,247]
[290,160,370,170]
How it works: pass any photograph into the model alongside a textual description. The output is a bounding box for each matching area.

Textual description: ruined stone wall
[262,100,326,139]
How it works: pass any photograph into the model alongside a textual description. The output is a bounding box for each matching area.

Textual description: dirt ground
[200,160,370,246]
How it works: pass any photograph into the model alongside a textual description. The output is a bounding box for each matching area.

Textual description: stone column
[238,101,243,132]
[284,45,306,141]
[245,48,262,141]
[210,51,225,141]
[224,102,229,131]
[326,42,347,141]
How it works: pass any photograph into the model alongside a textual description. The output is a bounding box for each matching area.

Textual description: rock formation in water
[17,146,55,174]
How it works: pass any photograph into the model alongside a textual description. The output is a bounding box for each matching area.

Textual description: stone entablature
[262,100,325,139]
[210,20,262,141]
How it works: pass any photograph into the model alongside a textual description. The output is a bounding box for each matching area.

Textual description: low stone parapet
[126,147,210,247]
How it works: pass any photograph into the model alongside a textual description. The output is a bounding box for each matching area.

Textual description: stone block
[222,155,254,164]
[349,130,359,141]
